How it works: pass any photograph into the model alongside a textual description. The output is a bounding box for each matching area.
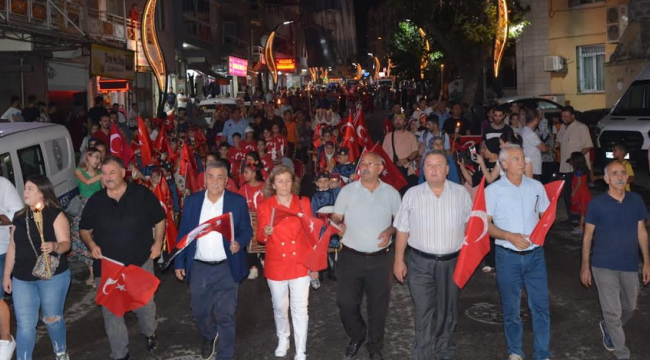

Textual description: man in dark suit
[174,160,252,360]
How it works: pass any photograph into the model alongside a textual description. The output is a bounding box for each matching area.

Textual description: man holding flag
[80,156,166,360]
[485,145,551,360]
[393,150,472,360]
[174,161,252,360]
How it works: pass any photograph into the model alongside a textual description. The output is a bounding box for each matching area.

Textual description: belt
[498,246,541,256]
[195,259,227,266]
[409,247,459,261]
[342,245,390,257]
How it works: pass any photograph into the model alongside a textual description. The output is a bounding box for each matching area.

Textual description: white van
[0,123,78,208]
[597,65,650,166]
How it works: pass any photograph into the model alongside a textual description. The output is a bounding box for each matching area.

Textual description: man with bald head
[393,151,471,360]
[580,161,649,360]
[332,152,401,360]
[485,144,551,360]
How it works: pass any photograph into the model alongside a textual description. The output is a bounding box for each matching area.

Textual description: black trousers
[560,172,575,219]
[337,249,393,353]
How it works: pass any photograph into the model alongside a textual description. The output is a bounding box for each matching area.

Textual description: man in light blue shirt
[485,144,551,360]
[222,108,249,145]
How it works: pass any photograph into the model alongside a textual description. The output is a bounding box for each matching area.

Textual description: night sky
[355,0,384,54]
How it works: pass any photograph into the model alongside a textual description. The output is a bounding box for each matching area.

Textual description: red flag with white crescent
[153,180,178,254]
[353,108,373,148]
[303,222,341,272]
[96,256,160,317]
[137,116,154,166]
[110,123,134,167]
[529,180,564,246]
[340,111,360,162]
[367,143,408,190]
[453,177,490,288]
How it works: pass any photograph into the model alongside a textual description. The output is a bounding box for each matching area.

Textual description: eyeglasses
[358,162,381,168]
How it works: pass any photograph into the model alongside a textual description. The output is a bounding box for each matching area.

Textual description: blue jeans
[0,253,6,297]
[496,247,551,360]
[13,270,71,360]
[190,261,238,360]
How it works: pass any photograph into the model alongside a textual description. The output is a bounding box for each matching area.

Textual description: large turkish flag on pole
[529,180,565,246]
[136,116,154,166]
[368,143,408,191]
[96,257,160,317]
[109,123,134,167]
[340,112,361,162]
[453,177,490,289]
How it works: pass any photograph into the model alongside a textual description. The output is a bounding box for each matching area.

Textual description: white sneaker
[275,337,290,357]
[294,354,306,360]
[0,336,15,360]
[248,267,259,280]
[55,353,70,360]
[508,355,523,360]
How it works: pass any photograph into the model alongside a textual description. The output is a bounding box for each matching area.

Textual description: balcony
[0,0,134,46]
[0,0,86,39]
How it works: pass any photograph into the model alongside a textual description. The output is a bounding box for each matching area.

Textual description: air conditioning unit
[607,5,628,43]
[543,56,565,72]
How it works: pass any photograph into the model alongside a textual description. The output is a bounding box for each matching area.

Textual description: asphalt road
[28,110,650,360]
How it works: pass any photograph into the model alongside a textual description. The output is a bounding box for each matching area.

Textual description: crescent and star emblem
[462,210,488,246]
[110,133,121,154]
[102,273,127,295]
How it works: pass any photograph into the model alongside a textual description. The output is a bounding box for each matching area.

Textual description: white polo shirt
[194,192,227,262]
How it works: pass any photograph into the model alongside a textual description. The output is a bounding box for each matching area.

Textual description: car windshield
[612,80,650,116]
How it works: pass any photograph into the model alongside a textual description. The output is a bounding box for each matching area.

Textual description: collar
[204,190,225,205]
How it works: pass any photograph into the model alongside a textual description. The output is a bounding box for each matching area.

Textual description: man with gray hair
[393,150,472,360]
[580,160,649,360]
[332,151,401,360]
[485,145,551,360]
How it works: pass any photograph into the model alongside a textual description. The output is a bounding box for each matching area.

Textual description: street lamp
[265,20,295,88]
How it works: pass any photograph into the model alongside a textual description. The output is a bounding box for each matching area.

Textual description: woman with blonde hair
[256,166,317,360]
[4,175,71,360]
[69,147,102,286]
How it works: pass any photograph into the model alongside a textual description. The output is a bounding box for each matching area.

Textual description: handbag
[64,195,83,217]
[25,211,60,281]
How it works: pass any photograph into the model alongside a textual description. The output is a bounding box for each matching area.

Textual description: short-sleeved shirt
[585,192,647,272]
[223,118,250,145]
[486,176,550,251]
[80,183,165,277]
[394,181,471,254]
[556,120,593,173]
[621,160,634,191]
[522,127,543,175]
[382,131,420,175]
[76,168,103,198]
[483,124,514,141]
[334,180,401,253]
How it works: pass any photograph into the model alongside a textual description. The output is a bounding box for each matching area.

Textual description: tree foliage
[387,0,529,102]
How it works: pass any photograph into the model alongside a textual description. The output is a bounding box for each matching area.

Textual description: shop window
[0,153,15,186]
[577,44,605,93]
[17,145,46,180]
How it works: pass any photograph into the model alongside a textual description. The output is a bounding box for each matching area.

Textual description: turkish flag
[303,223,340,271]
[271,205,323,246]
[367,143,408,190]
[110,123,134,167]
[179,143,199,193]
[96,257,160,317]
[353,108,373,148]
[340,112,360,162]
[154,125,167,152]
[137,116,154,166]
[153,180,178,254]
[453,177,490,289]
[453,135,483,152]
[529,180,565,246]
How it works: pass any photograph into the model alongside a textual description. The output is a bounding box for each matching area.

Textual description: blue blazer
[174,190,252,283]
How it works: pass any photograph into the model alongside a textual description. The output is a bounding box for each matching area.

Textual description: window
[0,153,15,186]
[570,0,604,6]
[612,80,650,116]
[17,145,46,180]
[577,44,605,93]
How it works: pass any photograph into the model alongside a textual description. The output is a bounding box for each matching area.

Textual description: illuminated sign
[275,58,296,71]
[228,56,248,77]
[98,77,130,92]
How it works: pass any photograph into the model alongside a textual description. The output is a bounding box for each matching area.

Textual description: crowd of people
[0,83,647,360]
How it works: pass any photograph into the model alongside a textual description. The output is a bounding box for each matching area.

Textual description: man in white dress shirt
[393,150,472,360]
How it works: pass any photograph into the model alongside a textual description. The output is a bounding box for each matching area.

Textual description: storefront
[89,43,135,111]
[228,55,248,97]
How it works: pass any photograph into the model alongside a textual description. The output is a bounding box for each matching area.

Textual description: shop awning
[187,63,228,81]
[47,61,88,91]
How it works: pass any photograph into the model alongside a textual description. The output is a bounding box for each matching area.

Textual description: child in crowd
[311,171,341,284]
[614,143,634,191]
[331,148,357,184]
[569,151,591,235]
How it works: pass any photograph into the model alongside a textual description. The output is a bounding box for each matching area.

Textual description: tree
[388,0,528,104]
[387,21,443,81]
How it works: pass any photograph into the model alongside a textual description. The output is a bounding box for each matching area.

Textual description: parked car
[198,97,251,127]
[496,96,584,123]
[597,65,650,169]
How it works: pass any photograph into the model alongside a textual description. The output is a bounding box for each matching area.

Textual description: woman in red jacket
[257,165,316,360]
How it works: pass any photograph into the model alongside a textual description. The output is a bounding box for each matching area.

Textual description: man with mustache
[80,157,166,360]
[580,161,650,360]
[331,152,401,360]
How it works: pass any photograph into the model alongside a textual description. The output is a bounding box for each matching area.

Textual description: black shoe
[201,335,218,360]
[344,339,365,358]
[145,333,157,352]
[116,353,131,360]
[369,352,384,360]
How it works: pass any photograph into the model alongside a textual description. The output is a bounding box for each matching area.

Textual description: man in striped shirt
[393,150,472,360]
